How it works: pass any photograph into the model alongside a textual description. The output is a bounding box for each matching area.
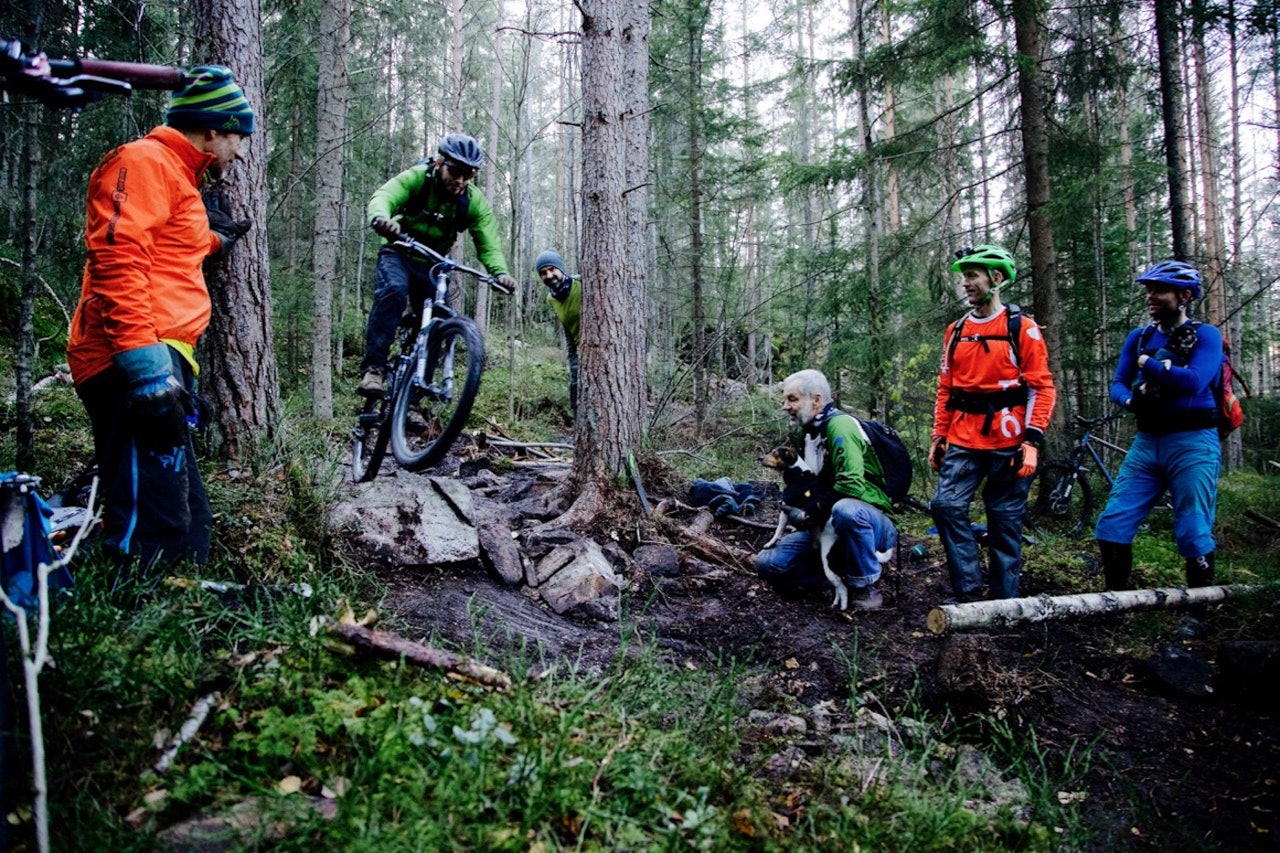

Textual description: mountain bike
[350,236,510,482]
[1025,411,1137,538]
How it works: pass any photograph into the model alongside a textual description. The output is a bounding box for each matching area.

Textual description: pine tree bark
[15,108,40,472]
[1154,0,1193,258]
[310,0,350,421]
[559,0,650,522]
[192,0,282,462]
[1013,0,1063,438]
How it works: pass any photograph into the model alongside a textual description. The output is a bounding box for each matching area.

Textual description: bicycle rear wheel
[390,317,485,471]
[351,393,392,482]
[1026,462,1093,538]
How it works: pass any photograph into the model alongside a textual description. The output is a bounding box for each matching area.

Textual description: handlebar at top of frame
[389,235,514,296]
[1072,411,1126,431]
[2,38,185,109]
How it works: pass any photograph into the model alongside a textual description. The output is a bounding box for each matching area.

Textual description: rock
[759,746,806,781]
[1146,642,1214,700]
[332,475,478,567]
[633,543,680,577]
[533,538,621,620]
[155,795,337,851]
[1217,640,1280,704]
[473,502,524,585]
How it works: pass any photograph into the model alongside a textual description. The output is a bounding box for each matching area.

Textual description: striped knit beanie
[166,66,255,134]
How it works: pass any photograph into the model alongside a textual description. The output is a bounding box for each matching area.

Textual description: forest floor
[377,452,1280,852]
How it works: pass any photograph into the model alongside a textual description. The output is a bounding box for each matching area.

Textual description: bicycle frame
[1066,422,1128,490]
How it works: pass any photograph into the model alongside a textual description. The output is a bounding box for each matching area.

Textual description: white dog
[760,446,847,610]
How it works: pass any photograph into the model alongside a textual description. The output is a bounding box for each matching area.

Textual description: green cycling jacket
[808,411,892,514]
[367,162,510,277]
[548,277,582,349]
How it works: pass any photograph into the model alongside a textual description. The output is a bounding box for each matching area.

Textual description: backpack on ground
[853,417,913,506]
[1136,321,1244,440]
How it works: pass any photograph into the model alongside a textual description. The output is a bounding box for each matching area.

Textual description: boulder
[473,499,524,585]
[532,538,622,620]
[633,543,680,577]
[332,475,478,567]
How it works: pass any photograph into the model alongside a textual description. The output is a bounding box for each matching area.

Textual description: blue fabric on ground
[688,477,763,517]
[1,473,74,611]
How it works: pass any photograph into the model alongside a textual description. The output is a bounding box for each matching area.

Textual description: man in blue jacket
[1095,260,1223,590]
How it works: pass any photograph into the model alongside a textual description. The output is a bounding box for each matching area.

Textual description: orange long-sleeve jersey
[67,126,218,384]
[931,307,1057,450]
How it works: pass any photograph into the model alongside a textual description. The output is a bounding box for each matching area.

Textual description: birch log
[927,584,1268,635]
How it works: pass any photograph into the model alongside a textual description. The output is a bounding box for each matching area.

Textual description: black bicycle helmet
[438,133,484,169]
[1135,260,1202,299]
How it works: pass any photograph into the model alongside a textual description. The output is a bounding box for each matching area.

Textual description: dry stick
[324,620,512,691]
[927,583,1271,635]
[154,692,220,774]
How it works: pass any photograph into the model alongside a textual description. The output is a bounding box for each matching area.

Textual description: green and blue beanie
[166,65,255,135]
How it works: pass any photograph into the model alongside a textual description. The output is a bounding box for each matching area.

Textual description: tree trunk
[1013,0,1063,438]
[687,5,707,437]
[1191,27,1226,328]
[1154,0,1193,258]
[852,0,885,416]
[192,0,282,462]
[927,584,1267,635]
[310,0,350,421]
[561,0,649,523]
[15,108,39,472]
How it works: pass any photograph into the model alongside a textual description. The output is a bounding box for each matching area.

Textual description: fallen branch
[154,691,220,774]
[927,583,1271,635]
[666,508,757,573]
[322,619,512,690]
[1244,510,1280,531]
[484,439,574,452]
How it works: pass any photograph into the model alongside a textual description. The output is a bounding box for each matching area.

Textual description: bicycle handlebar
[2,39,185,108]
[1072,411,1125,430]
[390,235,513,296]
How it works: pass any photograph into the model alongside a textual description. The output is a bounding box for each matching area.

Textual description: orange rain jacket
[931,306,1057,451]
[68,126,219,384]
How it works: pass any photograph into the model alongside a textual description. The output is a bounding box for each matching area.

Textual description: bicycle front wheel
[390,318,485,471]
[351,393,392,483]
[1026,462,1093,538]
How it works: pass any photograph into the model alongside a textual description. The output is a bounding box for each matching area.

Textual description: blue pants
[1094,429,1219,557]
[755,498,897,591]
[361,248,435,374]
[77,346,210,566]
[931,445,1030,600]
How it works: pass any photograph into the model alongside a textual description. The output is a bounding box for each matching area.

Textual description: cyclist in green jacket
[534,248,581,415]
[358,133,516,397]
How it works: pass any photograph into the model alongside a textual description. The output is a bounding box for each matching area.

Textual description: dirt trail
[378,462,1280,851]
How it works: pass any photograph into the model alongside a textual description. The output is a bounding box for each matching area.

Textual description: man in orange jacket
[67,66,254,568]
[930,245,1057,601]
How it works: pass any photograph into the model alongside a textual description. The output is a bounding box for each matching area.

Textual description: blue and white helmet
[1136,260,1202,299]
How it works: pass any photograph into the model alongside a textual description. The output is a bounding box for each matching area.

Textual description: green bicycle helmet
[950,244,1017,285]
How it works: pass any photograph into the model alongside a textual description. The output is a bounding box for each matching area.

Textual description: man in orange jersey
[68,66,254,568]
[929,245,1056,601]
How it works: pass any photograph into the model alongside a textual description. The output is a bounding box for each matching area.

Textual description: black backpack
[854,417,913,505]
[945,304,1025,367]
